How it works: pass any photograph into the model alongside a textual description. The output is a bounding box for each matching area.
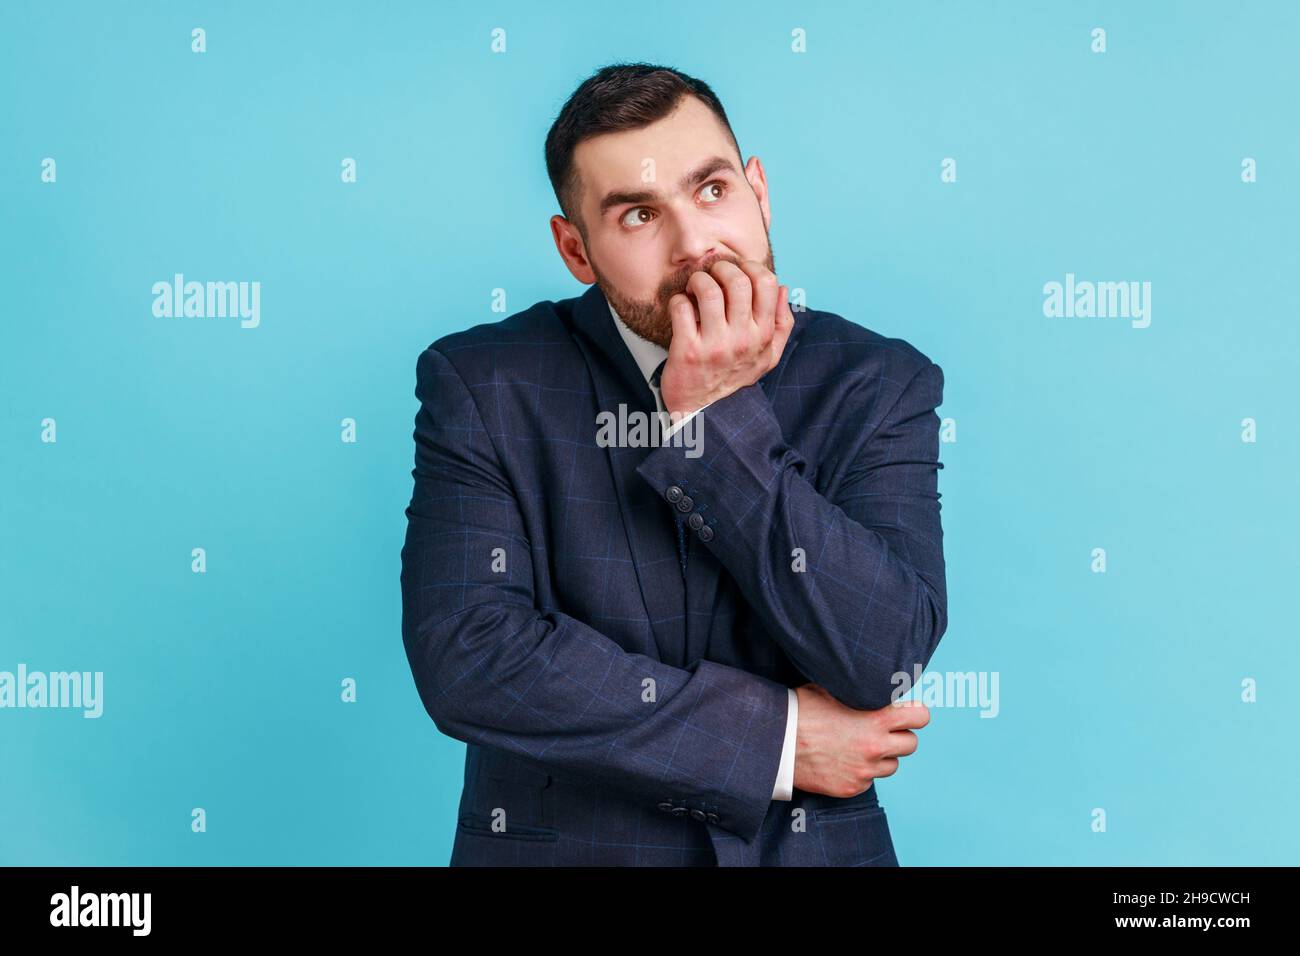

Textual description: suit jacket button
[671,806,688,817]
[665,486,683,503]
[698,525,714,542]
[676,495,694,513]
[706,812,720,824]
[657,801,674,813]
[687,512,704,530]
[689,809,707,822]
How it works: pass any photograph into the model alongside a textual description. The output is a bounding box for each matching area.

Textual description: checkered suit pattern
[400,282,947,865]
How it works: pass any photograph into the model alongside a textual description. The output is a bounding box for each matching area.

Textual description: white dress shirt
[608,300,798,802]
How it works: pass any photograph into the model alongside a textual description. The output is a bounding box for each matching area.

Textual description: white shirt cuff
[660,402,712,440]
[771,687,797,801]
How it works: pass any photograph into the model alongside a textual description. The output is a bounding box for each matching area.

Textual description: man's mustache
[657,254,744,305]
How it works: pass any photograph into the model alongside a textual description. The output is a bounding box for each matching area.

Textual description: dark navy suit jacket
[400,282,948,866]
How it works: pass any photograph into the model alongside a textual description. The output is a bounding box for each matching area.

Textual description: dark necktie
[648,358,667,413]
[648,358,688,579]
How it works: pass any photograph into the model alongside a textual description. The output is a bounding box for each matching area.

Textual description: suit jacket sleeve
[400,346,790,842]
[636,360,948,712]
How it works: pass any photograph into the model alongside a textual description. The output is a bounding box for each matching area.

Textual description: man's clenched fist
[793,683,930,799]
[658,258,794,419]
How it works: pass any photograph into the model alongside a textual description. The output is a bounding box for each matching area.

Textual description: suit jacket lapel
[568,284,688,666]
[566,282,814,671]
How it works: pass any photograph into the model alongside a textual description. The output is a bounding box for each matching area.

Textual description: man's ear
[743,155,772,233]
[550,214,597,284]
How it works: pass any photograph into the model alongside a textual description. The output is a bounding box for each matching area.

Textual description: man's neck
[608,300,667,386]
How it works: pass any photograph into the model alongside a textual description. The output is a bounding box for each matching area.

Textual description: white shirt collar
[608,300,668,385]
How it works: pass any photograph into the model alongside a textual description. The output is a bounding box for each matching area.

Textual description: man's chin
[599,290,673,347]
[623,314,673,349]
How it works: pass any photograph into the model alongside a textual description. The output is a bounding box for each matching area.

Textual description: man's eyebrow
[597,155,739,217]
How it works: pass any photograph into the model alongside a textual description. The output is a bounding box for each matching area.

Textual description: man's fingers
[766,284,794,369]
[667,293,699,350]
[872,757,901,779]
[686,270,727,343]
[736,258,777,344]
[883,700,931,730]
[888,729,919,758]
[707,259,754,331]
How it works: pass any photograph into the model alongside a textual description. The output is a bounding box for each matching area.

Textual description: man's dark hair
[544,62,742,239]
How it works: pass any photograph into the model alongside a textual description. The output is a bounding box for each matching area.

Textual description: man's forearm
[636,366,948,712]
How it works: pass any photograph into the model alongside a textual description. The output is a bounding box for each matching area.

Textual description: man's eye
[621,207,655,228]
[699,181,727,203]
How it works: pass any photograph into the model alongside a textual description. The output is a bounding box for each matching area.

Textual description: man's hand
[659,258,794,419]
[792,683,930,798]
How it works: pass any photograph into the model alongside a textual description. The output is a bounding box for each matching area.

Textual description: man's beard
[592,239,776,349]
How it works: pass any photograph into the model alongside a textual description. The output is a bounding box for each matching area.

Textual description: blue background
[2,0,1296,865]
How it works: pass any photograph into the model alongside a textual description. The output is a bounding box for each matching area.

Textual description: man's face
[557,94,775,348]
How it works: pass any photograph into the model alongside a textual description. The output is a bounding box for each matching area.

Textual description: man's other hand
[792,683,931,798]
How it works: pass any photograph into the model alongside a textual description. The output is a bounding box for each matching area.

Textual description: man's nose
[668,217,719,271]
